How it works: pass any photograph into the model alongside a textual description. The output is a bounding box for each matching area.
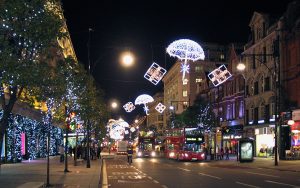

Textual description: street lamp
[237,50,280,166]
[237,61,247,162]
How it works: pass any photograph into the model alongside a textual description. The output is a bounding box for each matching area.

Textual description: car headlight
[201,153,205,158]
[184,153,189,157]
[151,151,156,157]
[138,152,142,157]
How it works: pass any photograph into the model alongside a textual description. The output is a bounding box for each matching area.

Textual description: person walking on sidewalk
[225,146,229,160]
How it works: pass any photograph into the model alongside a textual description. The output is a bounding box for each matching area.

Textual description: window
[260,76,264,93]
[265,104,270,123]
[246,110,249,125]
[220,54,225,61]
[254,107,259,124]
[183,90,187,97]
[195,78,202,83]
[263,127,268,134]
[195,66,201,72]
[183,79,188,85]
[183,102,188,109]
[252,55,256,69]
[158,115,163,121]
[254,81,259,95]
[260,105,265,120]
[263,47,267,63]
[264,77,270,91]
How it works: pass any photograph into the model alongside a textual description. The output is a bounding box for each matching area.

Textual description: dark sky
[60,0,294,122]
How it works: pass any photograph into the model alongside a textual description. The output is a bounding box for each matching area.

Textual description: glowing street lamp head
[121,52,134,67]
[237,62,246,71]
[111,102,118,109]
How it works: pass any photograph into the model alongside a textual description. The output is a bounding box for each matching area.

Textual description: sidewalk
[0,155,102,188]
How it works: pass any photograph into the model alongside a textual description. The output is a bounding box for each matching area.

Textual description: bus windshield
[184,143,202,152]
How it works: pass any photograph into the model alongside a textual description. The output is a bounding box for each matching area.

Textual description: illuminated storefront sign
[186,137,203,142]
[223,135,242,140]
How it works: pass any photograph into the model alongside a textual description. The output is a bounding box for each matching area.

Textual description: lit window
[220,54,225,60]
[183,90,187,97]
[183,79,188,85]
[195,66,201,72]
[196,78,202,83]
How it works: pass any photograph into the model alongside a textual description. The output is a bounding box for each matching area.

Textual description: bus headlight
[169,152,175,157]
[137,152,142,157]
[151,151,156,157]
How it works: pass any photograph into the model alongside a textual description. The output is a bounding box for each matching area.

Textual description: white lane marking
[236,181,261,188]
[162,185,168,188]
[153,180,159,184]
[177,167,191,172]
[245,171,279,178]
[148,176,153,180]
[265,180,300,187]
[198,172,222,180]
[102,160,108,188]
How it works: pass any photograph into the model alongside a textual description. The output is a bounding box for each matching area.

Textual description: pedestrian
[127,146,133,164]
[225,146,229,160]
[210,147,214,160]
[216,145,219,160]
[221,147,224,160]
[59,145,64,162]
[97,146,102,159]
[203,146,208,160]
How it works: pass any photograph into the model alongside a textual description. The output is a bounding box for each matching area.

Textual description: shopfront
[290,121,300,157]
[254,126,274,157]
[222,134,242,154]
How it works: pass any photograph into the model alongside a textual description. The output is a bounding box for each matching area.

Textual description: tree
[180,95,217,133]
[0,0,65,157]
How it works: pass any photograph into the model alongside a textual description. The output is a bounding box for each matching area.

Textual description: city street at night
[1,0,300,188]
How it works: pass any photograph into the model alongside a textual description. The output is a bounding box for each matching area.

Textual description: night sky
[60,0,294,122]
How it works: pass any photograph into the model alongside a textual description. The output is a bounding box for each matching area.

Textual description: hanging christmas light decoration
[107,119,130,140]
[208,64,232,86]
[123,102,135,112]
[166,39,205,83]
[155,103,166,113]
[134,94,154,115]
[144,62,167,85]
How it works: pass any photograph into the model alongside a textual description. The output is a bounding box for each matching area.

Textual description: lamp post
[237,62,246,162]
[237,48,280,166]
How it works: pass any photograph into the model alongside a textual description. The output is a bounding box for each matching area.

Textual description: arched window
[260,75,264,93]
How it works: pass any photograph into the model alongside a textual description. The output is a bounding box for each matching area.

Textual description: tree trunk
[0,87,18,163]
[0,109,11,164]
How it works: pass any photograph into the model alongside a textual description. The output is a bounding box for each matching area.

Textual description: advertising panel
[239,139,254,162]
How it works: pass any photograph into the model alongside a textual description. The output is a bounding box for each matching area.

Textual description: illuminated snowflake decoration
[208,64,232,86]
[135,94,154,115]
[155,103,166,113]
[167,39,205,83]
[180,63,190,81]
[123,102,135,112]
[144,62,167,85]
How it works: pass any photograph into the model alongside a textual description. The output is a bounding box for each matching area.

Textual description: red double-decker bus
[164,127,205,161]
